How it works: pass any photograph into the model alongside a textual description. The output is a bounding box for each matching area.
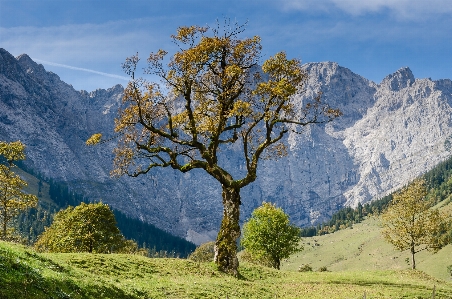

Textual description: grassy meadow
[2,168,452,298]
[282,202,452,282]
[1,238,452,299]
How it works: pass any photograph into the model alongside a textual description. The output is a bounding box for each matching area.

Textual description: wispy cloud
[280,0,452,19]
[2,2,451,90]
[0,18,173,71]
[33,59,130,81]
[0,19,176,90]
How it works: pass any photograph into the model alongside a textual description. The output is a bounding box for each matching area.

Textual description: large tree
[0,141,38,240]
[241,202,302,270]
[88,22,340,275]
[381,179,450,270]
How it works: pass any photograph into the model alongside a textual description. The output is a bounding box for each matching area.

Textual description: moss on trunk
[214,186,241,276]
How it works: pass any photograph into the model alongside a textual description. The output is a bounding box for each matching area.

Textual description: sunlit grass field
[3,171,452,298]
[282,203,452,282]
[1,239,451,299]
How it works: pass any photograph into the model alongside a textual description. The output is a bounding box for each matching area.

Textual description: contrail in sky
[33,59,130,81]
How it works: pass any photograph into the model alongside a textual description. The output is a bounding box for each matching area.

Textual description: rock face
[1,49,452,244]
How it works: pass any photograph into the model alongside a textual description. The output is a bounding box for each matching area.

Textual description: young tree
[241,202,302,270]
[0,141,38,240]
[34,202,142,254]
[88,22,340,275]
[381,179,450,270]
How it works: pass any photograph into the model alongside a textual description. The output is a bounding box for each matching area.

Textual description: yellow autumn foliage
[381,179,451,269]
[0,141,38,240]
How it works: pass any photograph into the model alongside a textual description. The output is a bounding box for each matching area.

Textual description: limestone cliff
[1,49,451,244]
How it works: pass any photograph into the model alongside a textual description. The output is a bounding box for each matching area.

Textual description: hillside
[11,166,196,257]
[282,201,452,282]
[1,240,451,299]
[299,154,452,237]
[2,48,452,244]
[5,160,452,297]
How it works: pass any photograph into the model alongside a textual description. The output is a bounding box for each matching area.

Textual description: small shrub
[318,266,328,272]
[298,264,313,272]
[188,241,215,262]
[447,265,452,277]
[239,249,274,268]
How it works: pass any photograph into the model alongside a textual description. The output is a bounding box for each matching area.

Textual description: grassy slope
[1,241,452,299]
[12,166,196,256]
[282,201,452,282]
[6,163,452,297]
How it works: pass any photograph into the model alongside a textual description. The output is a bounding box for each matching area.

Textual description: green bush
[298,264,313,272]
[188,241,215,262]
[34,202,145,254]
[239,249,273,268]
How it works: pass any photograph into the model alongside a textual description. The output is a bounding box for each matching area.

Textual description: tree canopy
[381,179,450,269]
[35,202,144,254]
[241,202,302,270]
[0,141,38,240]
[88,21,340,275]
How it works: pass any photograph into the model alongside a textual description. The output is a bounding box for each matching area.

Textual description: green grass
[4,180,452,298]
[282,216,452,282]
[1,240,452,298]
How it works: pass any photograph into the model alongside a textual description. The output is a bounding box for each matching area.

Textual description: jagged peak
[302,61,363,79]
[80,84,124,100]
[108,84,124,93]
[380,67,415,91]
[16,54,46,74]
[0,49,30,81]
[16,53,35,64]
[301,61,374,90]
[0,49,19,67]
[303,61,340,72]
[0,48,15,58]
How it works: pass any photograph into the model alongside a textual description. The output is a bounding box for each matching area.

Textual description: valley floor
[1,240,452,299]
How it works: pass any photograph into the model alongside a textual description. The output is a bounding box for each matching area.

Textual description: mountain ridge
[1,48,451,244]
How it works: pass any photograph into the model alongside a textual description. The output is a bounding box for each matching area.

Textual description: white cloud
[0,18,173,73]
[0,18,179,91]
[280,0,452,19]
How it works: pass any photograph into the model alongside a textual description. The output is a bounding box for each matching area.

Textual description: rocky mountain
[1,48,451,245]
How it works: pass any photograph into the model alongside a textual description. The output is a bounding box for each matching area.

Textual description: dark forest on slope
[13,163,196,257]
[12,152,452,253]
[300,154,452,237]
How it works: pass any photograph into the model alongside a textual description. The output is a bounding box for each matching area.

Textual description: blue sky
[1,0,452,92]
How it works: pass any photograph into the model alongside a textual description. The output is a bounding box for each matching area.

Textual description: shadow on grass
[0,247,137,299]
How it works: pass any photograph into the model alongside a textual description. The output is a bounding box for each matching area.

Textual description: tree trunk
[411,245,416,270]
[274,258,281,270]
[1,206,6,240]
[214,186,241,276]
